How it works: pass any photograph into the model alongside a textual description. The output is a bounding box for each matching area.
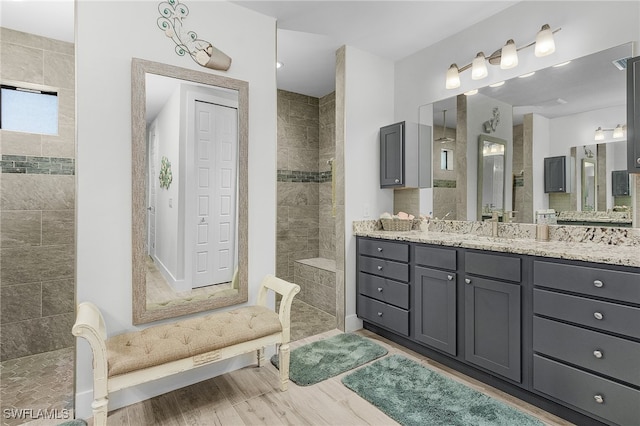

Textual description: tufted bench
[72,275,300,426]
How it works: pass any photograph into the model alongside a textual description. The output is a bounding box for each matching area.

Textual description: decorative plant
[159,156,173,189]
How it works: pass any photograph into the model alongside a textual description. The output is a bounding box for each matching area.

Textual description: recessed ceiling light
[552,61,572,68]
[276,62,284,69]
[464,89,478,96]
[489,81,505,88]
[518,71,536,78]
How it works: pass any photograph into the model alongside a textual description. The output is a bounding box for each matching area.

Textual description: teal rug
[342,355,543,426]
[271,333,387,386]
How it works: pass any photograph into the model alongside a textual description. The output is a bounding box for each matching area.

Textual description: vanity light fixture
[552,60,572,68]
[489,81,505,88]
[444,24,560,89]
[518,71,536,78]
[594,125,626,140]
[464,89,478,96]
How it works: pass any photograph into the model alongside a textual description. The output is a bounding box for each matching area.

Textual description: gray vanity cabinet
[463,251,522,382]
[532,259,640,425]
[413,245,458,356]
[356,238,411,336]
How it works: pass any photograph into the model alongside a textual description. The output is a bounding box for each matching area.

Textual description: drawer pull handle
[593,280,604,288]
[593,350,603,359]
[594,312,604,320]
[377,312,383,317]
[377,287,383,292]
[447,275,453,281]
[594,395,604,404]
[377,247,383,252]
[377,266,383,271]
[465,278,472,284]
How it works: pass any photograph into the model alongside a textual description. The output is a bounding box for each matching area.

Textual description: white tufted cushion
[106,305,282,377]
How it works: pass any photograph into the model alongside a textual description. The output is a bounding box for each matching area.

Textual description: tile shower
[0,27,75,423]
[276,89,337,333]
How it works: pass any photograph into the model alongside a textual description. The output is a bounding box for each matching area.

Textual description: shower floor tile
[0,347,74,426]
[288,298,337,341]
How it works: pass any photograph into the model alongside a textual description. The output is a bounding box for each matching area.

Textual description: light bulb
[464,89,478,96]
[446,64,461,89]
[594,127,605,141]
[500,39,518,69]
[535,24,556,57]
[471,52,488,80]
[613,124,624,138]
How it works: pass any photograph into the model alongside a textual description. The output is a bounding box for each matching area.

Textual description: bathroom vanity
[355,223,640,426]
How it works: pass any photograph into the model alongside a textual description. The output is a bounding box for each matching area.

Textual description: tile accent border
[277,169,331,183]
[433,179,457,188]
[1,155,75,175]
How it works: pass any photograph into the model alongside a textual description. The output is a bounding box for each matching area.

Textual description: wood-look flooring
[89,329,573,426]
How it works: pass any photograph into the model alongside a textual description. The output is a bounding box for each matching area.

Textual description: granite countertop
[354,227,640,268]
[556,211,632,224]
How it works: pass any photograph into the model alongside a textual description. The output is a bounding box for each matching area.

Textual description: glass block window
[0,85,58,135]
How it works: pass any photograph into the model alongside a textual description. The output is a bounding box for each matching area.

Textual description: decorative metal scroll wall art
[157,0,232,71]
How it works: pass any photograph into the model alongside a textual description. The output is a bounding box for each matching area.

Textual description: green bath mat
[342,355,543,426]
[271,333,387,386]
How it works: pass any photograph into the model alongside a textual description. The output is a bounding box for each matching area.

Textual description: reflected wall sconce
[445,24,560,89]
[594,124,626,141]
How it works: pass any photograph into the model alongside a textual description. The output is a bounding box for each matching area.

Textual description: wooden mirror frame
[131,58,248,324]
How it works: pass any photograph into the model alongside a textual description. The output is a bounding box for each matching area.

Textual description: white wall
[395,1,640,133]
[343,46,395,331]
[75,1,276,417]
[532,114,551,214]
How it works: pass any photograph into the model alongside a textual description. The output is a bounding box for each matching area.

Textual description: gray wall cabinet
[356,236,640,426]
[379,121,431,188]
[544,156,568,193]
[612,170,630,196]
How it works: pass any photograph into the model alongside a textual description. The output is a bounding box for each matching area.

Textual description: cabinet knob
[377,287,383,292]
[394,179,400,183]
[593,280,604,288]
[594,395,604,404]
[447,275,453,281]
[594,312,604,320]
[377,266,383,271]
[377,312,383,317]
[636,157,640,166]
[377,247,383,252]
[465,278,472,284]
[593,350,603,359]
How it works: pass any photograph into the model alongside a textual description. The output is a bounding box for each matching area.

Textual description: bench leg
[278,343,290,391]
[257,347,265,367]
[91,396,108,426]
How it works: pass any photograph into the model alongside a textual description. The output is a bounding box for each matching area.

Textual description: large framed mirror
[132,58,248,324]
[582,158,597,212]
[478,134,506,220]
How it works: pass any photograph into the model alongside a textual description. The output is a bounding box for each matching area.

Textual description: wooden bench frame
[72,275,300,426]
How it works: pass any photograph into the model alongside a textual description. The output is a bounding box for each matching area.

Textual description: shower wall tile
[277,145,289,170]
[1,283,42,324]
[1,211,41,247]
[42,37,74,56]
[288,148,318,172]
[0,43,44,84]
[0,313,74,361]
[1,27,44,49]
[277,182,319,206]
[42,278,74,316]
[288,206,319,229]
[41,137,76,158]
[1,174,74,210]
[43,51,75,90]
[1,131,42,156]
[1,244,74,286]
[42,210,74,245]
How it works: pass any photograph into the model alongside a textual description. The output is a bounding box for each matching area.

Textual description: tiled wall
[276,89,336,287]
[432,124,457,219]
[0,28,75,361]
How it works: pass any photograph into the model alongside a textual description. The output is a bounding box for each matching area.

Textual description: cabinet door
[612,170,630,196]
[464,276,521,382]
[544,156,566,192]
[628,56,640,172]
[380,122,404,187]
[414,267,457,355]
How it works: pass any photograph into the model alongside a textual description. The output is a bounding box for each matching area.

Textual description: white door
[147,127,158,257]
[193,100,237,288]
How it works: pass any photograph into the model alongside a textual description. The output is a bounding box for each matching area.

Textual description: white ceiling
[0,0,75,43]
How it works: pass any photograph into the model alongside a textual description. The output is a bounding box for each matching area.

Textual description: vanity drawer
[358,272,409,309]
[414,244,457,271]
[534,260,640,304]
[534,289,640,339]
[533,355,640,426]
[533,316,640,387]
[358,239,409,262]
[359,256,409,282]
[358,295,409,336]
[465,251,521,282]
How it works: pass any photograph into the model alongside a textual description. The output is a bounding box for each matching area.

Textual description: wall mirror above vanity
[424,42,633,227]
[131,58,248,324]
[478,134,507,220]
